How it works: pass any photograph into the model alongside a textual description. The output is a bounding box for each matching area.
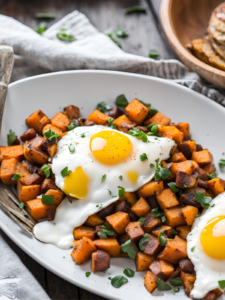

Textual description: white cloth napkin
[0,10,225,300]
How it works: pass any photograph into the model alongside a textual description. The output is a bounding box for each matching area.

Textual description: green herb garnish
[101,224,114,236]
[219,159,225,168]
[34,22,47,35]
[41,164,51,178]
[101,174,106,183]
[44,129,59,142]
[158,231,167,246]
[97,231,108,239]
[125,6,146,14]
[128,127,147,142]
[19,202,25,210]
[150,108,158,117]
[139,217,145,226]
[97,101,111,113]
[68,144,75,153]
[139,233,150,251]
[194,191,212,208]
[151,208,166,222]
[56,28,76,42]
[119,175,123,180]
[11,174,21,181]
[167,182,182,196]
[121,239,138,259]
[156,278,172,290]
[173,287,180,293]
[35,13,55,19]
[115,94,129,107]
[67,122,79,131]
[184,184,187,188]
[191,246,195,252]
[218,280,225,289]
[61,166,72,177]
[7,130,17,146]
[149,51,159,59]
[118,186,125,198]
[169,277,183,287]
[81,133,86,138]
[140,153,148,161]
[111,275,128,288]
[42,194,54,205]
[209,173,217,179]
[172,229,178,235]
[123,268,135,278]
[138,100,151,110]
[85,272,91,277]
[150,158,171,181]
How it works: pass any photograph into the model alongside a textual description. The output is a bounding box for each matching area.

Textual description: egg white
[187,192,225,299]
[34,125,175,249]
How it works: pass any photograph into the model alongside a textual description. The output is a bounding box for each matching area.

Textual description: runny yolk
[200,215,225,259]
[90,131,133,165]
[63,166,89,199]
[127,171,138,183]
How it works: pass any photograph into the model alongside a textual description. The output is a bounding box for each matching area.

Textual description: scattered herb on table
[123,268,135,277]
[34,22,47,35]
[104,29,129,48]
[125,6,146,14]
[85,272,91,277]
[219,159,225,168]
[35,13,55,19]
[156,278,171,290]
[149,51,159,59]
[110,275,128,288]
[119,175,123,180]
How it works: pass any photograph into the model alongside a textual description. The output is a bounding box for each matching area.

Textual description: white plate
[0,71,225,300]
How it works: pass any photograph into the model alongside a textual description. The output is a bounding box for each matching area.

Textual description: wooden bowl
[161,0,225,88]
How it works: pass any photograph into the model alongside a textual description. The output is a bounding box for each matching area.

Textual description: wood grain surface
[0,0,175,299]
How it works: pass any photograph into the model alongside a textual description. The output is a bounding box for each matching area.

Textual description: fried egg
[187,192,225,299]
[34,125,175,249]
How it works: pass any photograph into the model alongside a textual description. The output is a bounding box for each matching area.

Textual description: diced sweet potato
[1,145,24,162]
[91,250,110,272]
[143,234,163,255]
[73,225,95,240]
[150,260,174,280]
[64,105,80,120]
[125,221,144,242]
[40,116,51,133]
[112,115,134,132]
[193,167,209,181]
[191,150,211,166]
[85,214,104,227]
[180,271,196,297]
[118,233,130,245]
[152,225,172,238]
[203,289,223,300]
[47,144,57,158]
[176,171,197,188]
[20,128,36,142]
[143,214,162,233]
[170,160,196,175]
[17,181,41,203]
[144,271,157,294]
[145,112,170,126]
[176,225,192,240]
[131,197,151,217]
[1,158,18,184]
[86,109,110,125]
[107,107,123,119]
[156,188,179,209]
[124,98,149,124]
[158,235,187,264]
[106,212,130,235]
[26,198,55,220]
[180,187,205,208]
[169,152,187,162]
[42,124,63,136]
[207,178,225,196]
[179,259,195,273]
[135,252,155,271]
[20,173,43,186]
[41,178,60,193]
[45,189,64,206]
[24,141,48,166]
[202,163,215,174]
[97,203,116,219]
[181,206,198,226]
[164,206,186,227]
[123,192,137,206]
[158,126,184,143]
[26,110,48,135]
[51,112,70,132]
[93,238,121,257]
[71,237,97,265]
[115,200,131,214]
[137,181,164,198]
[177,123,190,140]
[146,196,160,209]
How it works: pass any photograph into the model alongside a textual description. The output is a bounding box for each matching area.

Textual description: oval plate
[0,71,225,300]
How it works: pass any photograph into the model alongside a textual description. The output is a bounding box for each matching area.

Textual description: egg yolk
[90,131,133,165]
[200,215,225,260]
[63,166,89,199]
[127,171,138,183]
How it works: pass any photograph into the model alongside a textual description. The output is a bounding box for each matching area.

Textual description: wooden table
[0,0,176,299]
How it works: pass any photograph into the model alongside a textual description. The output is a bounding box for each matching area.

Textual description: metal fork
[0,45,37,235]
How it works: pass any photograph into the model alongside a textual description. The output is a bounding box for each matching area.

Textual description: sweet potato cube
[17,181,41,203]
[143,215,162,233]
[26,110,48,135]
[150,260,174,280]
[1,145,24,162]
[145,112,170,126]
[207,178,225,196]
[71,237,97,265]
[112,115,134,132]
[91,250,110,272]
[203,289,223,300]
[26,198,55,220]
[73,225,95,241]
[93,238,121,257]
[158,235,187,264]
[106,211,130,234]
[164,206,186,228]
[176,225,192,240]
[124,99,149,124]
[202,163,215,174]
[45,189,64,206]
[41,178,60,193]
[125,221,144,242]
[152,225,172,238]
[176,171,197,188]
[131,197,151,217]
[24,141,48,166]
[169,152,187,162]
[47,144,57,158]
[1,158,18,184]
[144,271,157,294]
[177,123,190,140]
[123,192,137,206]
[86,109,110,125]
[180,187,205,208]
[191,150,211,166]
[156,188,179,209]
[170,160,194,175]
[137,180,164,198]
[40,115,51,133]
[85,214,104,227]
[64,105,80,120]
[135,252,155,271]
[180,271,196,297]
[51,112,70,132]
[20,128,36,142]
[143,234,163,255]
[179,259,195,273]
[42,123,63,136]
[158,126,184,143]
[181,206,198,226]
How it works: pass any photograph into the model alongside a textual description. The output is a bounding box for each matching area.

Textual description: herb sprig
[150,158,171,181]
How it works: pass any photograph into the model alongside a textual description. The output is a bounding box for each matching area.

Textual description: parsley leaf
[138,217,145,226]
[68,144,75,153]
[172,229,178,235]
[19,202,25,210]
[151,208,166,222]
[115,29,129,38]
[138,99,151,110]
[150,108,158,117]
[61,166,72,177]
[85,272,91,277]
[150,158,171,181]
[97,231,108,239]
[101,174,106,183]
[121,239,138,259]
[173,287,180,293]
[41,164,51,178]
[7,130,17,146]
[111,275,128,288]
[169,277,183,287]
[101,224,115,236]
[115,94,129,107]
[209,173,217,179]
[156,278,171,290]
[44,129,59,142]
[158,231,167,246]
[119,175,123,180]
[118,186,125,198]
[125,6,146,14]
[139,233,149,251]
[149,51,159,59]
[42,194,54,205]
[11,174,21,181]
[219,159,225,168]
[123,268,135,278]
[218,280,225,289]
[194,191,212,208]
[34,22,47,35]
[35,12,55,19]
[128,127,147,142]
[56,28,76,42]
[140,153,148,161]
[81,133,86,138]
[97,101,111,113]
[68,122,79,131]
[191,246,195,252]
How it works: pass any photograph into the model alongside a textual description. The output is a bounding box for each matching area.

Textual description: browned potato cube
[91,250,110,272]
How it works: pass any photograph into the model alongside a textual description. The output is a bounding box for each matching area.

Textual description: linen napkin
[0,9,225,300]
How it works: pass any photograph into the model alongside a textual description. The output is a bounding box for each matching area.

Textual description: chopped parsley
[68,144,75,153]
[119,175,123,180]
[44,129,59,142]
[123,268,135,277]
[121,239,138,259]
[140,153,148,161]
[151,208,166,222]
[118,186,125,198]
[101,174,106,183]
[85,272,91,277]
[150,158,171,181]
[61,166,72,177]
[68,122,79,131]
[128,127,147,142]
[41,164,51,178]
[138,217,145,226]
[158,231,167,246]
[11,174,21,181]
[209,173,217,179]
[194,191,212,208]
[115,94,129,107]
[97,101,111,113]
[139,233,150,251]
[42,194,54,205]
[7,130,17,146]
